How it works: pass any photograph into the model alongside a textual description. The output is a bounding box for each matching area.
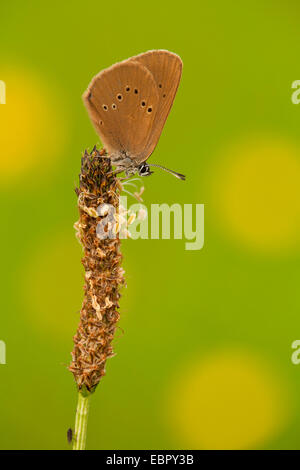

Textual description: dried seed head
[69,148,125,392]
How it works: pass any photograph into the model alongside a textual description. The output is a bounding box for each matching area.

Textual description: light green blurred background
[0,0,300,450]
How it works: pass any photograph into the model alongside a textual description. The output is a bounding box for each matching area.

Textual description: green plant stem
[73,391,91,450]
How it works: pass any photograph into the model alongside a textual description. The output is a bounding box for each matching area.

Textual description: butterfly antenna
[148,164,186,180]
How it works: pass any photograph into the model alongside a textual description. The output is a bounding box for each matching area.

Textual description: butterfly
[83,50,185,180]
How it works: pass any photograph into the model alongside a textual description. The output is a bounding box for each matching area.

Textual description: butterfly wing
[128,50,182,162]
[83,60,159,162]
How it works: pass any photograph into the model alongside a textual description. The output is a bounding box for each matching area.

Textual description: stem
[73,391,91,450]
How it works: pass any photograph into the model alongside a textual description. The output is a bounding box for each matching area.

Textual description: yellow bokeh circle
[0,64,67,183]
[22,232,83,339]
[165,349,290,449]
[212,137,300,254]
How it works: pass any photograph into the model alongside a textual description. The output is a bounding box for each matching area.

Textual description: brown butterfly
[83,50,185,180]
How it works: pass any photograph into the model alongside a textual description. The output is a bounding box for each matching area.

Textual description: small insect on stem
[67,427,73,445]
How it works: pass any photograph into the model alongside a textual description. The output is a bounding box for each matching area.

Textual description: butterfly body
[83,50,185,180]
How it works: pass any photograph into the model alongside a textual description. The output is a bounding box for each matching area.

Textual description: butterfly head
[137,162,154,177]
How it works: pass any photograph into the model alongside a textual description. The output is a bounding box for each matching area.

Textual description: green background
[0,0,300,449]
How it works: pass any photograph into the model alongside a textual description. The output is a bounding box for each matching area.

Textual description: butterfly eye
[140,164,149,174]
[147,107,153,113]
[102,104,108,111]
[125,86,130,92]
[112,103,117,110]
[117,94,123,101]
[134,89,138,94]
[141,101,146,107]
[158,84,162,88]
